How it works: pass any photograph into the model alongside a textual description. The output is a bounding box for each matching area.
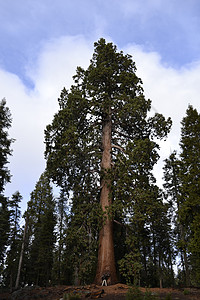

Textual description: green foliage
[45,38,172,285]
[164,105,200,286]
[63,199,100,284]
[4,191,22,288]
[165,293,172,300]
[126,287,157,300]
[180,107,200,286]
[0,98,14,279]
[3,40,200,288]
[51,188,69,284]
[63,293,80,300]
[126,287,143,300]
[24,172,56,286]
[118,249,142,285]
[0,98,14,193]
[183,289,190,295]
[0,195,10,275]
[144,289,157,300]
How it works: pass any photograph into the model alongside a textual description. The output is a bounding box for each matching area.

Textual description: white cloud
[3,35,94,209]
[1,36,200,209]
[125,44,200,186]
[127,45,200,139]
[28,35,93,91]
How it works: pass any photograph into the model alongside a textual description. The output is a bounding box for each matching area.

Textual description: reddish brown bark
[94,112,118,285]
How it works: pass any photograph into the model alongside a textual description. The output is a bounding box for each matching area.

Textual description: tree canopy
[44,38,172,285]
[1,40,200,289]
[0,98,14,274]
[163,105,200,286]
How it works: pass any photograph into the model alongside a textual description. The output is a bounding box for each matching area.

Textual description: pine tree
[15,212,29,289]
[163,106,200,286]
[149,192,174,288]
[179,106,200,286]
[4,191,22,289]
[163,152,190,286]
[118,186,174,287]
[0,98,14,277]
[45,39,172,285]
[52,188,69,284]
[25,172,56,286]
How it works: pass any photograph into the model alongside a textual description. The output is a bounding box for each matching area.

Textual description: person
[101,273,110,286]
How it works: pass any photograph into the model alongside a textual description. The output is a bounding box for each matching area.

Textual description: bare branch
[111,144,124,152]
[114,219,125,226]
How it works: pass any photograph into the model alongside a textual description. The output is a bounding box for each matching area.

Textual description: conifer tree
[179,106,200,285]
[0,98,14,277]
[45,39,172,284]
[163,152,190,286]
[4,191,22,289]
[52,188,68,284]
[25,172,56,286]
[164,106,200,286]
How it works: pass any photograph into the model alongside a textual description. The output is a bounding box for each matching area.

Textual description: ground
[0,283,200,300]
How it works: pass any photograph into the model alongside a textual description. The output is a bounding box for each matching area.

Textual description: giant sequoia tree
[45,39,171,284]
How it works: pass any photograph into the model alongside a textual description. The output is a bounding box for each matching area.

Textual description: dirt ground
[1,283,200,300]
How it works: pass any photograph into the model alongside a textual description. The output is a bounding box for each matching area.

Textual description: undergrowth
[126,286,157,300]
[63,293,81,300]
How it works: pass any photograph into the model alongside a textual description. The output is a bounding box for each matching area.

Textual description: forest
[0,39,200,292]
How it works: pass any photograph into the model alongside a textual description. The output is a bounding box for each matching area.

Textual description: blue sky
[1,0,200,85]
[1,0,200,210]
[0,0,200,76]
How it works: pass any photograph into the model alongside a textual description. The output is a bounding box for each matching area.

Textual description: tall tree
[118,185,174,287]
[179,105,200,285]
[25,172,56,286]
[163,106,200,286]
[52,188,69,284]
[45,39,171,285]
[0,98,14,275]
[4,191,22,289]
[15,212,29,289]
[163,152,190,286]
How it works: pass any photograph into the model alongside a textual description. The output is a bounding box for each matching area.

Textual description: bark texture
[94,113,118,285]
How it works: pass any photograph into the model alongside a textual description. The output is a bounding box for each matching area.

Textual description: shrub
[183,289,190,295]
[144,288,157,300]
[165,293,172,300]
[126,287,158,300]
[63,293,80,300]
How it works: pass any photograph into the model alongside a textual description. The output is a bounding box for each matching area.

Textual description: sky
[1,0,200,211]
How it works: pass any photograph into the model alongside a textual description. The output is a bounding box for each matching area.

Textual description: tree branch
[111,144,125,152]
[114,219,125,227]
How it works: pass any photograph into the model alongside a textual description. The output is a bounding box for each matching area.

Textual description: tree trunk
[159,255,163,289]
[183,248,190,287]
[15,216,28,289]
[58,206,64,284]
[180,224,190,286]
[94,110,118,285]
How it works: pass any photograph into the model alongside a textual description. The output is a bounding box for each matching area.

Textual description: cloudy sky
[1,0,200,210]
